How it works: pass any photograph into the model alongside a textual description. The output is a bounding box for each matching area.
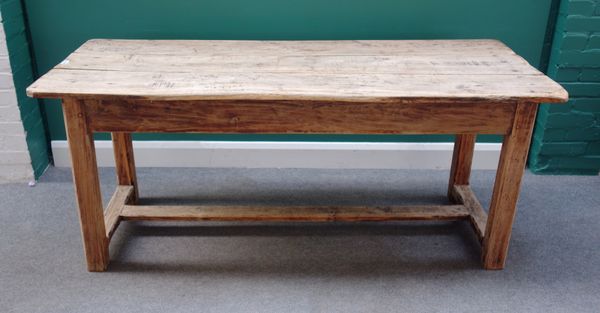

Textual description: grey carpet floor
[1,167,599,313]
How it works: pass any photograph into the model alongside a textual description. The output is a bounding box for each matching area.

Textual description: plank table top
[27,39,567,103]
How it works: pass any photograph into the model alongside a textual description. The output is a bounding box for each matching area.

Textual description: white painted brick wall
[0,20,33,183]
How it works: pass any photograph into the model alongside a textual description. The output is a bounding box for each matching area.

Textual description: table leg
[448,134,476,202]
[63,98,109,272]
[111,132,138,204]
[482,102,538,269]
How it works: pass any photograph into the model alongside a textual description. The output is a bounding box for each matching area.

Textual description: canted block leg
[111,132,138,204]
[448,134,476,202]
[482,103,538,270]
[63,98,109,272]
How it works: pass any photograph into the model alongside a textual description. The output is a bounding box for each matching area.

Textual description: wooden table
[27,39,567,272]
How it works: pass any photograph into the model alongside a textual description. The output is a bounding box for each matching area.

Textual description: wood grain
[27,70,567,103]
[57,52,540,75]
[111,132,138,203]
[62,97,109,272]
[104,185,134,241]
[72,39,522,56]
[85,99,517,134]
[57,54,538,75]
[448,134,477,199]
[482,102,538,270]
[120,204,470,222]
[451,185,488,243]
[26,40,568,103]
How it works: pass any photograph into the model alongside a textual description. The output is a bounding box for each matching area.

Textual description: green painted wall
[529,0,600,175]
[24,0,555,143]
[1,0,49,178]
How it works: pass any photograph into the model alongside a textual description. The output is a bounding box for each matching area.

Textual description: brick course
[0,0,49,182]
[529,0,600,174]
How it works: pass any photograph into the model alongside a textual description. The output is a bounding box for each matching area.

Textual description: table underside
[55,96,540,272]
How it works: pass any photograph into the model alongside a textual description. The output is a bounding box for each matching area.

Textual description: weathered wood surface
[62,97,109,272]
[450,185,488,243]
[68,39,540,56]
[111,132,138,203]
[104,185,134,240]
[57,41,541,74]
[482,102,539,270]
[27,39,567,103]
[85,99,517,134]
[120,204,470,222]
[448,134,476,197]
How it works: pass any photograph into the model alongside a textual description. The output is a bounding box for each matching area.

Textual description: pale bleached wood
[27,69,567,103]
[104,185,134,241]
[73,39,519,56]
[57,53,539,75]
[62,97,109,272]
[111,132,138,203]
[27,40,568,103]
[451,185,487,243]
[448,134,476,200]
[85,100,517,135]
[482,102,538,270]
[120,204,469,222]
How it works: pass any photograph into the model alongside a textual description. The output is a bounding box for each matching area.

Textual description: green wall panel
[1,0,50,178]
[528,0,600,175]
[23,0,554,142]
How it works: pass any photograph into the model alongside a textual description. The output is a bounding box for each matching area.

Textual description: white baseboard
[51,140,501,170]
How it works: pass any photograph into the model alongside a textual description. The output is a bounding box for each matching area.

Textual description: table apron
[82,99,517,135]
